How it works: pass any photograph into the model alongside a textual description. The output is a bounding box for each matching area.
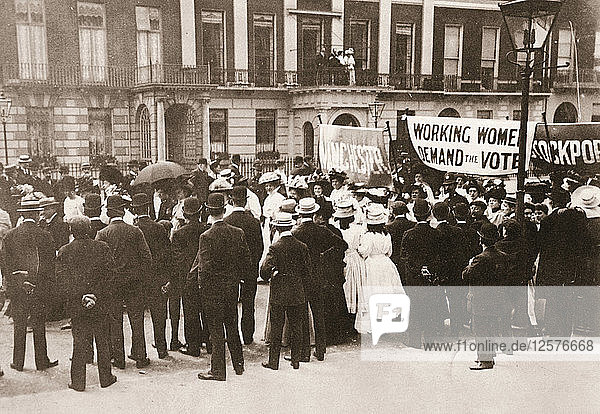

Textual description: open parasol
[133,161,187,186]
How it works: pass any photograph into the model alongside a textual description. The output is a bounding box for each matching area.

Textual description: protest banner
[402,116,537,176]
[319,125,392,186]
[531,123,600,174]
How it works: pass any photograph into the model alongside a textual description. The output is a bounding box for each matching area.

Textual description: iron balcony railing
[553,69,600,87]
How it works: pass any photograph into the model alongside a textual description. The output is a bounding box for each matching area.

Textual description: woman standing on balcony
[345,49,356,86]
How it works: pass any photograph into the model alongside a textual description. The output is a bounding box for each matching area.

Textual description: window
[557,29,572,70]
[88,109,112,156]
[349,20,370,70]
[78,2,107,82]
[444,25,462,77]
[253,14,275,86]
[15,0,47,80]
[183,108,196,161]
[513,110,521,121]
[394,23,413,84]
[256,109,276,153]
[481,27,499,90]
[27,108,51,157]
[136,6,161,81]
[202,10,225,84]
[139,106,151,160]
[209,109,227,155]
[300,18,323,72]
[477,110,493,119]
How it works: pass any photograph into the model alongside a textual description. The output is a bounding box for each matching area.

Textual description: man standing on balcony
[316,47,328,85]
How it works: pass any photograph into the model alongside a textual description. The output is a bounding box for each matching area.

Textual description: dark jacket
[462,245,509,316]
[194,220,252,297]
[495,237,531,285]
[260,234,310,306]
[401,222,442,286]
[42,215,70,251]
[1,220,56,301]
[455,221,482,262]
[322,223,346,287]
[89,217,107,239]
[135,215,171,295]
[190,170,213,204]
[386,216,415,271]
[292,220,348,293]
[56,238,115,318]
[172,220,210,288]
[224,209,264,269]
[95,218,152,297]
[436,221,467,285]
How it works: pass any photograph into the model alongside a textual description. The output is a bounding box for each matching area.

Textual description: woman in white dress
[356,203,405,334]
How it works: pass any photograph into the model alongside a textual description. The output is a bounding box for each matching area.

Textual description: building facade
[0,0,598,168]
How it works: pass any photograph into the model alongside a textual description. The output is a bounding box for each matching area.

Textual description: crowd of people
[315,46,357,86]
[0,152,598,387]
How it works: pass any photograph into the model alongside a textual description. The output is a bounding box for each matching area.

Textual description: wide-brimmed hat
[209,178,233,193]
[183,197,202,216]
[39,197,59,208]
[570,185,600,218]
[272,212,294,227]
[485,187,506,202]
[18,154,32,164]
[131,193,151,208]
[259,172,280,185]
[288,175,308,190]
[219,169,235,180]
[206,193,225,210]
[81,162,91,169]
[296,197,320,215]
[365,203,387,225]
[333,199,355,219]
[328,169,347,182]
[413,198,431,217]
[106,195,128,211]
[17,198,43,212]
[478,222,499,244]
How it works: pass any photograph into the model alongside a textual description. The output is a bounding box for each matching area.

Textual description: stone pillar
[378,0,392,86]
[283,0,297,84]
[233,0,249,83]
[421,0,434,76]
[156,100,166,161]
[287,110,295,157]
[201,97,211,159]
[331,0,344,52]
[180,0,196,66]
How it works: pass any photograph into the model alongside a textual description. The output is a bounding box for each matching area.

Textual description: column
[156,100,166,161]
[331,0,344,51]
[233,0,249,83]
[378,0,392,86]
[180,0,196,66]
[202,97,210,159]
[287,110,295,157]
[283,0,297,84]
[421,0,434,76]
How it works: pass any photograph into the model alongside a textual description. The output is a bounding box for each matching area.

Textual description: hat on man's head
[18,154,32,164]
[280,199,298,216]
[503,196,516,207]
[333,198,355,219]
[231,186,247,202]
[273,212,294,228]
[258,172,280,185]
[365,203,388,225]
[570,185,600,218]
[209,178,233,193]
[17,197,43,212]
[131,193,150,208]
[106,195,128,211]
[442,173,457,186]
[206,192,225,210]
[84,194,102,215]
[183,197,202,216]
[39,197,59,209]
[470,200,487,210]
[478,222,499,244]
[219,169,235,180]
[81,162,91,170]
[390,200,408,216]
[413,198,431,218]
[296,197,320,215]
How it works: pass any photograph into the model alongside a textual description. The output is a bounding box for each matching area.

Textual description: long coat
[386,216,415,274]
[135,216,171,295]
[401,222,442,286]
[260,234,310,306]
[224,209,264,270]
[436,221,467,285]
[172,220,210,288]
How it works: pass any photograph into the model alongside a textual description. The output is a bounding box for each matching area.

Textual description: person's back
[135,215,171,291]
[401,222,442,285]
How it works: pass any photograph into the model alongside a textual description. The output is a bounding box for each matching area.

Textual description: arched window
[303,122,314,157]
[332,113,360,127]
[139,105,151,160]
[438,107,460,118]
[553,102,578,123]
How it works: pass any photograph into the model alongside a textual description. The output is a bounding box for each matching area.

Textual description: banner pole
[386,120,400,188]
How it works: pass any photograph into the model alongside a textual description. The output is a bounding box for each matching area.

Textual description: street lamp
[0,92,12,165]
[368,101,385,128]
[499,0,563,222]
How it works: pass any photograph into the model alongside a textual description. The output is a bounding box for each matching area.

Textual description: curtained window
[444,25,462,77]
[349,20,370,70]
[202,10,225,84]
[136,6,161,81]
[256,109,276,153]
[78,2,107,82]
[88,109,112,156]
[209,109,228,155]
[27,108,52,157]
[15,0,48,80]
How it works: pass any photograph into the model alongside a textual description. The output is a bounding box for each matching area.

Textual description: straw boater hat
[258,171,280,185]
[39,197,60,209]
[219,168,235,181]
[365,203,387,225]
[18,154,32,164]
[209,178,233,193]
[272,212,294,228]
[17,197,43,212]
[333,198,355,219]
[570,185,600,218]
[296,197,320,215]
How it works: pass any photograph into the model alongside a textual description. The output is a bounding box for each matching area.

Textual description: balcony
[553,69,600,88]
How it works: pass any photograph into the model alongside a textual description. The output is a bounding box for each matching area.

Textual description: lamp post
[0,92,12,165]
[499,0,563,223]
[368,101,385,128]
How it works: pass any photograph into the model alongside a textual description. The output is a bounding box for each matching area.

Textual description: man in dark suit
[96,195,152,369]
[401,199,443,348]
[433,202,467,336]
[260,212,310,370]
[151,187,175,222]
[83,194,106,239]
[39,197,70,251]
[453,202,481,260]
[292,197,348,361]
[386,201,415,275]
[224,186,264,345]
[189,158,213,205]
[57,216,117,391]
[1,198,58,372]
[195,193,252,381]
[132,193,172,359]
[462,223,509,370]
[173,197,211,357]
[440,173,468,215]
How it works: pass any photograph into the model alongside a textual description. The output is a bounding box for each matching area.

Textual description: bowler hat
[84,194,102,215]
[478,222,499,244]
[206,193,225,210]
[413,198,431,218]
[183,197,202,216]
[106,195,127,211]
[296,197,320,215]
[131,193,150,208]
[231,186,247,201]
[272,212,294,227]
